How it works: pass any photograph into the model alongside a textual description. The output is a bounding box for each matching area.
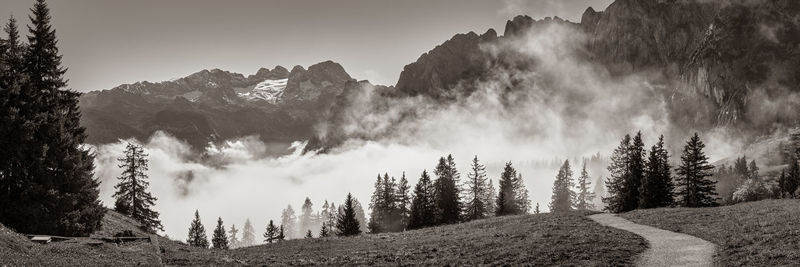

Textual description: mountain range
[79,0,800,151]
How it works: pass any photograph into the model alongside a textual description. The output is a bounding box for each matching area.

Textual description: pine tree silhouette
[336,193,362,236]
[675,133,718,207]
[212,217,229,249]
[113,143,163,232]
[187,210,209,248]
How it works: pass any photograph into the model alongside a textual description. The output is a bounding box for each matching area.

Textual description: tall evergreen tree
[336,193,362,236]
[299,197,314,237]
[113,143,163,232]
[396,173,411,229]
[496,162,528,216]
[464,156,490,221]
[326,202,338,236]
[0,16,26,226]
[1,0,105,236]
[639,135,674,208]
[550,160,575,212]
[603,134,632,213]
[787,158,800,198]
[433,155,462,224]
[277,225,286,241]
[241,218,255,247]
[626,132,647,210]
[212,217,229,249]
[264,220,278,243]
[281,205,297,239]
[575,162,596,211]
[484,179,497,217]
[408,170,436,229]
[187,210,208,248]
[228,224,239,249]
[675,133,718,207]
[368,174,386,233]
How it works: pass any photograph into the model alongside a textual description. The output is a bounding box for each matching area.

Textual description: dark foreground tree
[675,133,718,207]
[550,160,575,212]
[408,170,436,229]
[113,143,163,233]
[0,17,25,210]
[464,156,490,221]
[433,155,462,224]
[603,135,632,213]
[264,220,278,243]
[336,193,362,236]
[496,162,530,215]
[575,162,596,211]
[0,0,105,236]
[396,173,411,229]
[212,217,229,249]
[187,210,209,248]
[639,135,674,208]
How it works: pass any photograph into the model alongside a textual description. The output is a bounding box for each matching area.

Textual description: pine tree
[299,197,314,237]
[626,132,646,210]
[603,134,632,213]
[212,217,229,249]
[575,162,596,211]
[319,222,330,237]
[264,220,278,243]
[336,193,362,236]
[228,224,239,249]
[675,133,718,207]
[281,205,297,239]
[408,170,436,229]
[787,157,800,198]
[278,225,286,241]
[326,203,337,236]
[305,229,313,239]
[187,210,209,248]
[352,197,368,233]
[368,174,386,233]
[550,160,575,212]
[639,135,674,208]
[433,155,462,224]
[113,143,163,232]
[534,203,540,214]
[484,179,497,217]
[1,0,105,236]
[497,162,529,216]
[396,173,411,229]
[464,156,490,221]
[241,218,255,247]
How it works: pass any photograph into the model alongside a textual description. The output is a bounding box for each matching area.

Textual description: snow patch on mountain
[238,78,288,103]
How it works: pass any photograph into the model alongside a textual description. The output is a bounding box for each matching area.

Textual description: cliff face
[391,0,800,132]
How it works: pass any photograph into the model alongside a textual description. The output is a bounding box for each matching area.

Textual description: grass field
[621,199,800,266]
[163,211,647,266]
[1,210,647,266]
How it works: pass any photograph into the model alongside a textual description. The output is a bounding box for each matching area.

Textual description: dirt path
[588,213,716,267]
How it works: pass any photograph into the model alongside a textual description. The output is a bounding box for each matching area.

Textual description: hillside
[1,211,647,266]
[621,199,800,266]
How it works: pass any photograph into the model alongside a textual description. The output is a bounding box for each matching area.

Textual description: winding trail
[588,213,716,267]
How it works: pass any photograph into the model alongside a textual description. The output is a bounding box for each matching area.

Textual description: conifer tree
[408,170,436,229]
[264,220,278,243]
[786,158,800,198]
[113,143,163,232]
[639,135,674,208]
[626,132,646,209]
[336,193,362,236]
[352,198,368,233]
[0,18,25,196]
[534,203,540,214]
[497,162,529,215]
[396,173,411,229]
[187,210,209,248]
[241,218,255,247]
[603,135,632,213]
[319,222,330,237]
[433,155,462,224]
[305,229,313,239]
[550,160,575,212]
[1,0,105,236]
[281,205,297,239]
[299,197,314,237]
[675,133,718,207]
[212,217,229,249]
[464,156,490,221]
[228,224,239,249]
[368,174,386,233]
[484,179,497,217]
[513,173,531,213]
[278,225,286,241]
[575,162,596,211]
[326,203,337,235]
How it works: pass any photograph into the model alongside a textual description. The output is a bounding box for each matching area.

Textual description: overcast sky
[0,0,613,92]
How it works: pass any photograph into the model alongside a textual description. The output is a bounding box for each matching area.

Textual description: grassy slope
[620,199,800,266]
[0,210,162,266]
[164,212,647,266]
